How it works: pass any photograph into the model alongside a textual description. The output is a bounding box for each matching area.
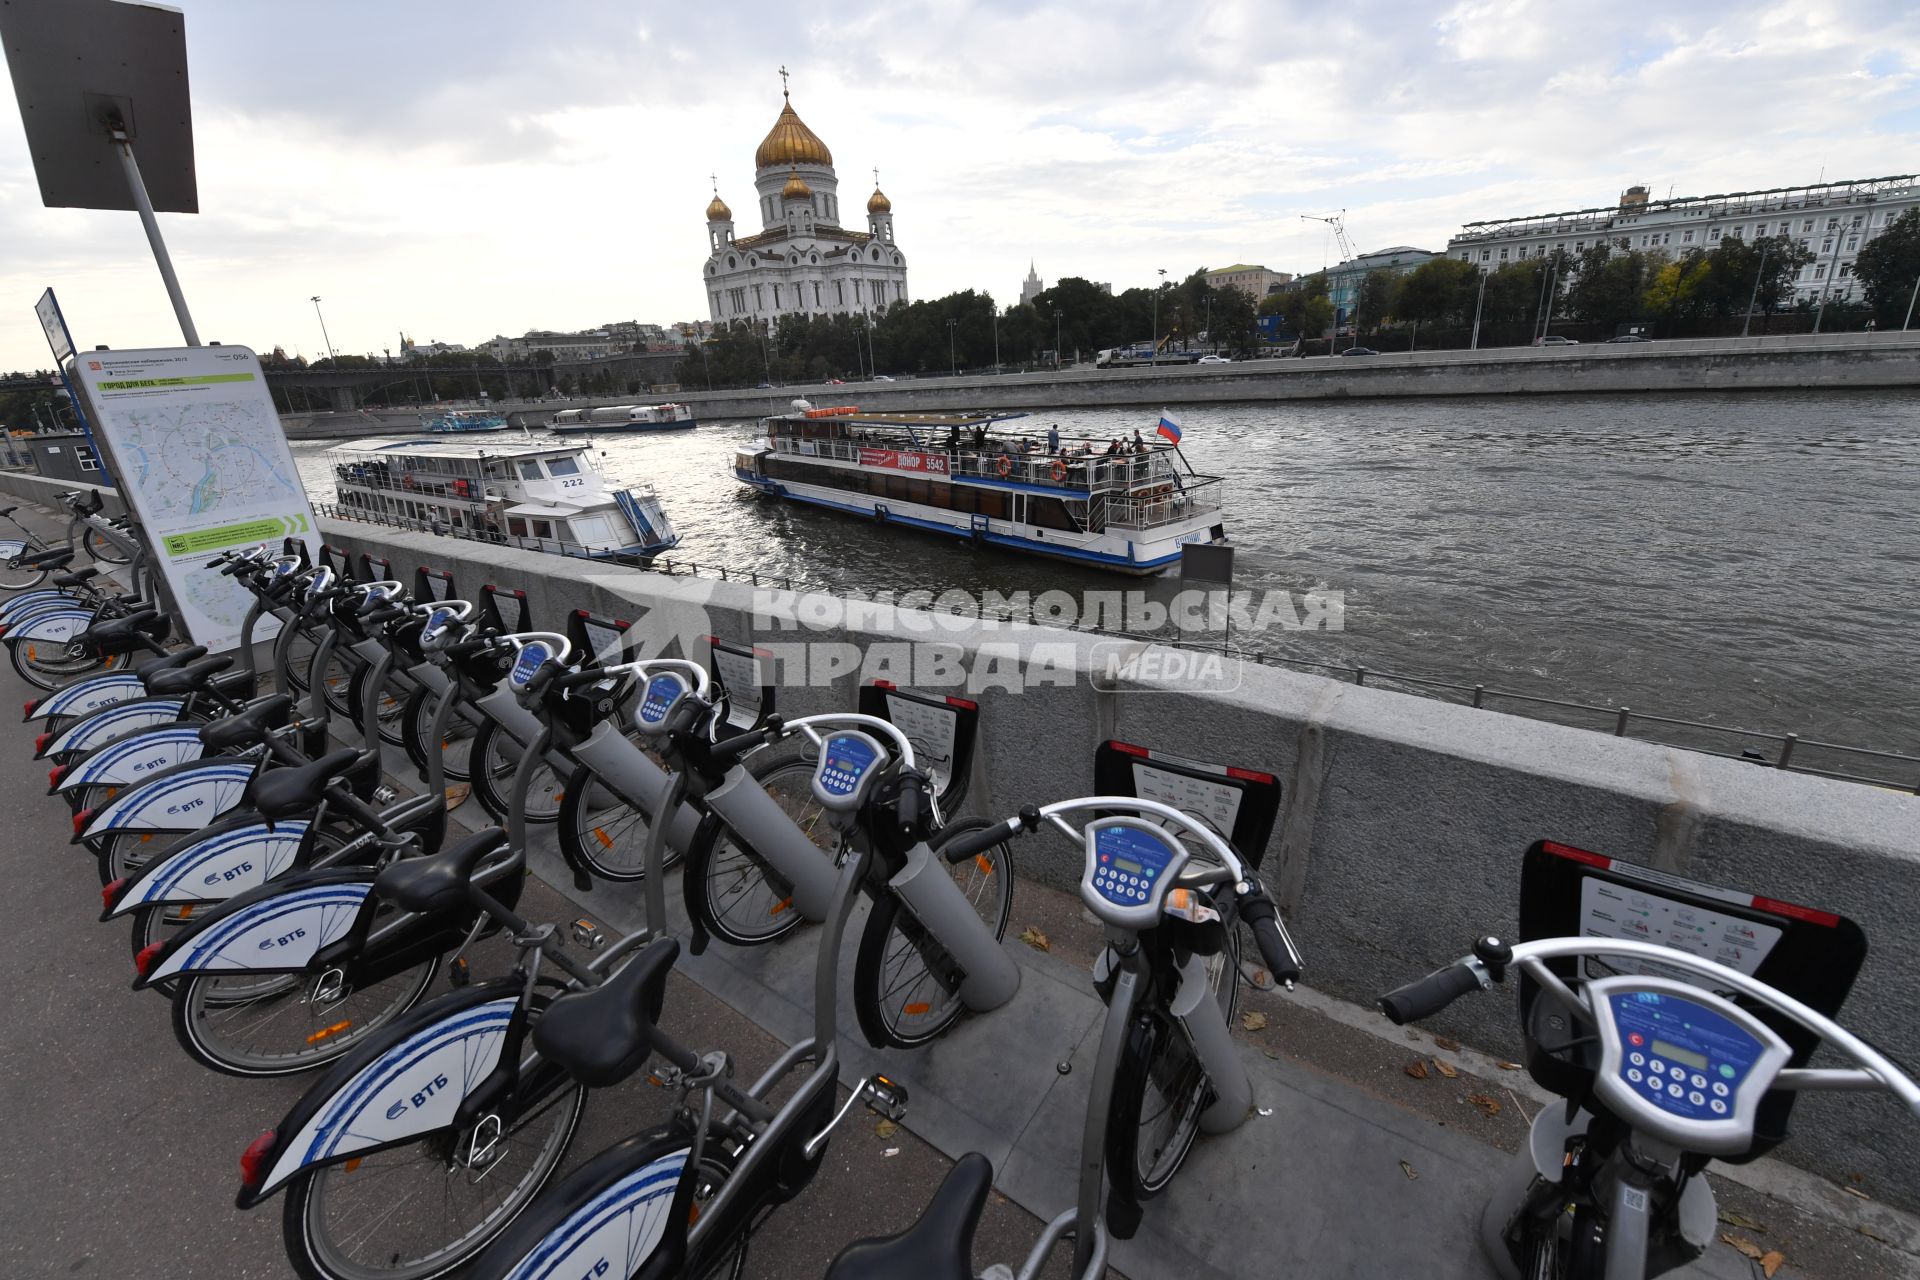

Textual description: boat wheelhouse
[734,409,1226,574]
[420,409,511,434]
[550,403,697,434]
[327,437,678,559]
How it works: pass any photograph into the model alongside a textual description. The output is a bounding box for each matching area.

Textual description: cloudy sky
[2,0,1916,369]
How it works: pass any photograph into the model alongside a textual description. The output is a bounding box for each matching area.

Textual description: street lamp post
[1741,241,1770,338]
[1811,217,1851,334]
[947,319,957,377]
[992,311,1000,373]
[1905,274,1920,331]
[1152,268,1167,361]
[310,295,337,365]
[1054,309,1063,367]
[1470,269,1489,350]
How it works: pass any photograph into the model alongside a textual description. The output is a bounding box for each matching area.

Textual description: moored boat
[420,408,511,434]
[550,403,697,434]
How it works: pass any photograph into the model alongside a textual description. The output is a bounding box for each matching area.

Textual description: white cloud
[1,0,1915,368]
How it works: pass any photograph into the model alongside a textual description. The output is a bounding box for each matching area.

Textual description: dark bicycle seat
[198,693,294,753]
[533,937,679,1088]
[136,645,210,680]
[143,653,234,695]
[19,547,74,569]
[373,826,509,914]
[825,1152,992,1280]
[245,746,369,820]
[52,566,100,589]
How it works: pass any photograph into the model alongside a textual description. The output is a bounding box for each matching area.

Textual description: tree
[1855,208,1920,327]
[1269,274,1333,339]
[1353,269,1396,334]
[1566,241,1660,332]
[1642,251,1714,327]
[1392,257,1479,328]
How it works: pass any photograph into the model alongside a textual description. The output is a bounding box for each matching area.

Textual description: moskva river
[295,388,1920,768]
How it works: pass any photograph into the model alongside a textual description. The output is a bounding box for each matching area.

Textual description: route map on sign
[72,346,319,652]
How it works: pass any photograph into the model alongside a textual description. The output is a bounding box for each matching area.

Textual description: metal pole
[1470,270,1488,350]
[1812,221,1846,334]
[1741,242,1769,338]
[1904,274,1920,331]
[311,296,337,364]
[947,319,956,377]
[1055,310,1063,367]
[111,132,199,346]
[993,312,999,372]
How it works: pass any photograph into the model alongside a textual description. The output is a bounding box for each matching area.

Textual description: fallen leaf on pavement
[1760,1251,1785,1278]
[1019,926,1050,952]
[1717,1211,1766,1231]
[874,1119,898,1139]
[1465,1093,1502,1117]
[1399,1160,1418,1180]
[1497,1061,1523,1071]
[1433,1036,1460,1052]
[1842,1186,1872,1200]
[1404,1060,1429,1080]
[1432,1058,1458,1079]
[444,784,471,810]
[1720,1234,1764,1261]
[1241,1011,1268,1032]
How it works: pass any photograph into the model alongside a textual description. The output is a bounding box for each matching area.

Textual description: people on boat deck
[1105,438,1122,456]
[1047,424,1060,454]
[1131,429,1146,452]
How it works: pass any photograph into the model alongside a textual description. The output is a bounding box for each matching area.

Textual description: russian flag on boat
[1156,411,1183,444]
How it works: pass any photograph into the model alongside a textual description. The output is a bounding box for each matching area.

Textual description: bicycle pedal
[569,918,606,951]
[448,956,470,987]
[859,1073,909,1123]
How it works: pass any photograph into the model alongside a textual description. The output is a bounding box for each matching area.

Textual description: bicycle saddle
[373,826,510,915]
[825,1152,992,1280]
[52,566,99,588]
[20,547,75,568]
[246,746,370,820]
[198,693,294,753]
[143,653,234,695]
[533,936,679,1088]
[135,645,210,681]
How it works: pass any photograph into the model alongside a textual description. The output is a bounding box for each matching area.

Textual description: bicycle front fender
[5,607,95,645]
[239,980,530,1208]
[40,696,189,760]
[104,818,311,918]
[138,872,376,988]
[24,670,145,722]
[80,759,257,844]
[469,1128,696,1280]
[54,725,203,791]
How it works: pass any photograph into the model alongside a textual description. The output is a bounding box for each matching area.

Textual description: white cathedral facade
[703,88,909,328]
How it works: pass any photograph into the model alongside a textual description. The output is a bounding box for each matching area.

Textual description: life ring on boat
[452,479,471,498]
[1049,460,1068,484]
[995,455,1013,478]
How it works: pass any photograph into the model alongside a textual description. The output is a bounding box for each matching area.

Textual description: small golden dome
[705,193,731,220]
[756,98,833,169]
[782,169,813,200]
[867,187,891,214]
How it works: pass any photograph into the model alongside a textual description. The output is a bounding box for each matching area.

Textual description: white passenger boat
[733,408,1225,574]
[550,403,697,434]
[419,409,511,434]
[328,437,678,559]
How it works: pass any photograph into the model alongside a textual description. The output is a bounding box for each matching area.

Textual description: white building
[1443,175,1920,306]
[703,87,909,327]
[480,330,623,361]
[1020,262,1043,307]
[1204,263,1291,299]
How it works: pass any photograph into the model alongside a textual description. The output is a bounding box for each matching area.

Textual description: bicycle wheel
[681,753,824,948]
[319,651,358,721]
[282,1072,586,1280]
[84,524,132,565]
[852,815,1015,1049]
[401,685,479,783]
[1104,922,1243,1200]
[555,764,677,882]
[10,638,116,692]
[172,952,441,1078]
[285,623,321,695]
[0,554,48,591]
[346,662,412,747]
[469,720,563,825]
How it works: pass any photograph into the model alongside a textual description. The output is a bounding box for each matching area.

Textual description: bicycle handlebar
[1379,961,1485,1026]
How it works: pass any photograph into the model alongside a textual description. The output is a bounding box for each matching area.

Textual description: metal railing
[310,502,1919,795]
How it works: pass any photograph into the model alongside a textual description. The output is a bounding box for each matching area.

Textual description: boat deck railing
[313,500,654,560]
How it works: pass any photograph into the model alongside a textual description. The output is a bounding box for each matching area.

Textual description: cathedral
[702,80,908,329]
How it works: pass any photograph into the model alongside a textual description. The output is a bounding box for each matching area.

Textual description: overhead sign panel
[0,0,197,212]
[71,345,318,651]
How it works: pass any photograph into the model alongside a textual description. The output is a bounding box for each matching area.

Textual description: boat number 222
[560,478,584,489]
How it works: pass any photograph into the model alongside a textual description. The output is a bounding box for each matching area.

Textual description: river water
[292,389,1920,767]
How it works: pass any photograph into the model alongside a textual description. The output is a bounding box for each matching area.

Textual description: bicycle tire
[9,637,113,692]
[1104,922,1242,1202]
[345,662,412,747]
[469,719,564,824]
[399,684,479,782]
[285,623,320,694]
[281,1060,585,1280]
[680,754,825,948]
[0,557,49,591]
[318,650,358,721]
[851,815,1014,1049]
[172,953,440,1078]
[83,524,132,565]
[555,762,685,882]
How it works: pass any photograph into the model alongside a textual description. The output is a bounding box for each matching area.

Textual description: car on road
[755,381,773,388]
[1533,335,1579,346]
[1197,355,1233,364]
[1605,334,1652,344]
[1341,346,1378,357]
[872,374,895,382]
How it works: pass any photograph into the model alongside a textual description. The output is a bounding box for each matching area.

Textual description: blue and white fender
[495,1147,691,1280]
[105,819,310,916]
[142,879,372,984]
[4,606,94,646]
[46,704,193,766]
[0,537,26,563]
[249,991,522,1200]
[25,671,146,722]
[81,759,256,843]
[1,587,84,623]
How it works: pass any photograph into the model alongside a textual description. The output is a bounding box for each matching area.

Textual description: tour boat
[420,409,511,434]
[549,403,697,434]
[733,407,1226,574]
[328,437,678,559]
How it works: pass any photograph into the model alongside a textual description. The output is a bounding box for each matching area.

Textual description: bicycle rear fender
[0,537,28,564]
[54,724,203,790]
[138,869,376,988]
[1,587,80,623]
[24,670,146,722]
[80,759,257,843]
[471,1128,696,1280]
[238,979,531,1208]
[5,607,95,645]
[104,818,312,918]
[40,696,189,759]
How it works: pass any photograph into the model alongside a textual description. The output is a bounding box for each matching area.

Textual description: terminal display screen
[1652,1039,1707,1071]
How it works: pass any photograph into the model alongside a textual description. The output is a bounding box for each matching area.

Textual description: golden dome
[705,193,731,220]
[782,168,813,200]
[867,187,891,214]
[756,98,833,169]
